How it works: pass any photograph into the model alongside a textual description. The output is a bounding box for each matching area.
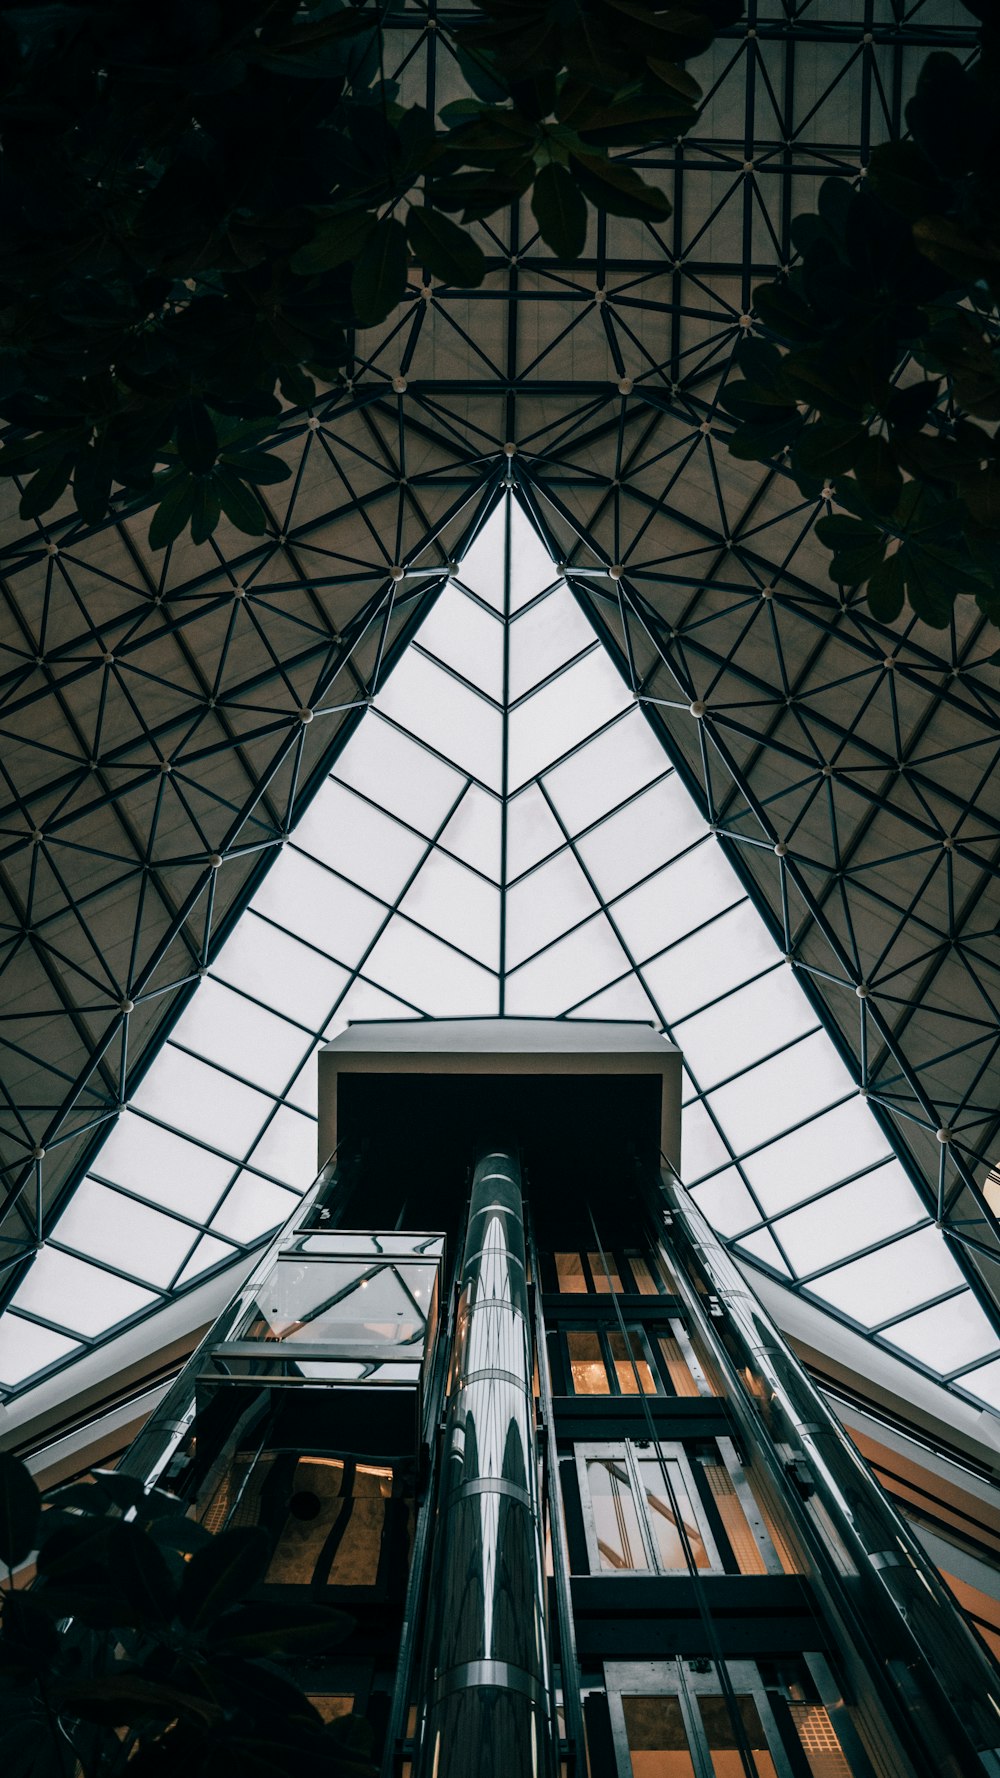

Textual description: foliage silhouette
[0,0,739,547]
[723,1,1000,631]
[0,1450,375,1778]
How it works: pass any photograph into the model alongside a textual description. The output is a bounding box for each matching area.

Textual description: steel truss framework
[1,0,998,1406]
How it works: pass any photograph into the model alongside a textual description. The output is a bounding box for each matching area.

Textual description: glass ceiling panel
[1,493,994,1411]
[808,1228,967,1328]
[54,1179,197,1289]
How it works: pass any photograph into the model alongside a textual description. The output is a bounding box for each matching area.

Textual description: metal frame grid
[1,0,997,1411]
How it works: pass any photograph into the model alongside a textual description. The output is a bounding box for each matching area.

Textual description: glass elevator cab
[114,1020,1000,1778]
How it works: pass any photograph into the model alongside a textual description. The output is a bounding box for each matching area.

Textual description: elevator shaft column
[415,1151,556,1778]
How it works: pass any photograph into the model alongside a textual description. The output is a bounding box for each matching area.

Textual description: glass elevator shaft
[103,1022,1000,1778]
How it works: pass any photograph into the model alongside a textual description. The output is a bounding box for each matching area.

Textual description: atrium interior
[1,2,999,1773]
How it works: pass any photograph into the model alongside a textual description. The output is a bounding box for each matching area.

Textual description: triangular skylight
[1,497,997,1413]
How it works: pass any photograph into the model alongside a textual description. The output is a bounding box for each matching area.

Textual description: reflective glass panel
[586,1457,649,1571]
[697,1697,777,1778]
[568,1330,609,1394]
[609,1330,656,1395]
[637,1458,710,1571]
[622,1696,696,1778]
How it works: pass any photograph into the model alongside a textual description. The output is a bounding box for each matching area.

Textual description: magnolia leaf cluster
[0,0,738,549]
[723,2,1000,631]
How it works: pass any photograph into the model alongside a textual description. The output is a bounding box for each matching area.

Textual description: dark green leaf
[148,473,196,550]
[793,420,867,478]
[351,219,409,327]
[207,1601,353,1657]
[178,1526,271,1630]
[406,207,486,287]
[454,43,508,104]
[108,1520,176,1623]
[215,468,269,534]
[34,1516,111,1580]
[73,439,113,527]
[279,366,317,407]
[867,141,948,221]
[0,1591,59,1665]
[852,437,904,515]
[751,280,815,344]
[865,552,906,622]
[326,1713,375,1757]
[647,57,702,102]
[727,416,803,460]
[814,513,886,584]
[57,1674,222,1729]
[961,467,1000,530]
[147,1514,215,1558]
[191,477,222,545]
[884,378,941,433]
[0,1712,71,1778]
[531,163,587,259]
[176,402,218,476]
[18,456,73,523]
[291,212,376,276]
[0,1453,40,1567]
[222,450,291,485]
[570,152,671,222]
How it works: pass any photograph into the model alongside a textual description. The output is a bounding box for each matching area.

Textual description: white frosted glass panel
[417,583,504,700]
[569,975,656,1021]
[331,976,419,1025]
[507,784,564,878]
[706,1032,856,1154]
[211,1174,299,1244]
[171,979,312,1093]
[334,712,464,834]
[543,708,669,833]
[175,1234,240,1290]
[438,785,502,880]
[961,1359,1000,1412]
[737,1228,793,1277]
[772,1163,924,1275]
[642,901,782,1022]
[691,1168,759,1237]
[614,842,742,962]
[680,1099,731,1182]
[508,651,632,789]
[809,1227,965,1327]
[212,912,348,1026]
[284,1044,319,1115]
[508,583,595,699]
[504,915,628,1014]
[366,915,497,1015]
[455,515,505,610]
[509,501,559,610]
[741,1098,890,1215]
[884,1296,999,1374]
[248,1104,318,1185]
[674,967,817,1089]
[577,775,706,900]
[375,649,502,790]
[254,847,385,962]
[90,1112,232,1220]
[132,1046,272,1156]
[56,1180,195,1288]
[0,1318,79,1388]
[399,849,500,968]
[292,780,425,899]
[505,849,599,968]
[12,1249,155,1337]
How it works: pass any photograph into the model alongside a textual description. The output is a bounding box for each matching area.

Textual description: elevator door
[603,1659,853,1778]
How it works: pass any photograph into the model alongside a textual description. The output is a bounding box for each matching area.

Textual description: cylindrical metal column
[415,1149,556,1778]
